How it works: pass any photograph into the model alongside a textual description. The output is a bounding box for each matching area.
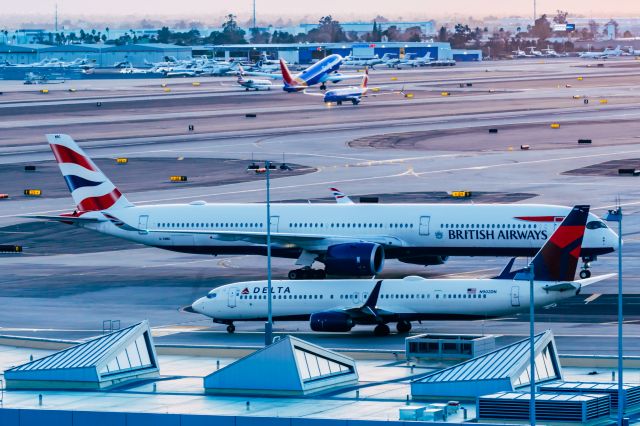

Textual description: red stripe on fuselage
[50,144,96,172]
[515,216,564,222]
[78,188,121,211]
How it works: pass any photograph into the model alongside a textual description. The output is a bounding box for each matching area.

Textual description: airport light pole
[606,207,624,424]
[264,161,273,346]
[528,263,536,426]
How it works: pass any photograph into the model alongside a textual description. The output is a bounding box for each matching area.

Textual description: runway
[1,57,640,355]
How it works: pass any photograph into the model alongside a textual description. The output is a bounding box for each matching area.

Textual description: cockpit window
[207,292,217,299]
[586,221,607,230]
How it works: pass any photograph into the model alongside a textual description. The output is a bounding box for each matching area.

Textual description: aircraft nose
[607,228,621,251]
[191,297,207,314]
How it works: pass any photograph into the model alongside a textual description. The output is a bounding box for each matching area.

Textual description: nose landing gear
[580,257,593,279]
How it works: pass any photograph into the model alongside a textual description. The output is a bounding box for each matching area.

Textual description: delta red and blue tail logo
[241,288,250,295]
[47,134,132,212]
[530,205,590,281]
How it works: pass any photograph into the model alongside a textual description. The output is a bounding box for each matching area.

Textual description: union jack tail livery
[47,134,133,212]
[529,205,589,281]
[330,187,354,204]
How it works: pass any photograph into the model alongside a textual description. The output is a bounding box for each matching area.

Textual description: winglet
[363,280,383,309]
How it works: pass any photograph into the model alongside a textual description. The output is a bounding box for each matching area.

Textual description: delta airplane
[190,205,614,335]
[30,134,618,280]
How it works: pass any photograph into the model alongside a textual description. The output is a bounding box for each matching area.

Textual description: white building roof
[204,335,358,396]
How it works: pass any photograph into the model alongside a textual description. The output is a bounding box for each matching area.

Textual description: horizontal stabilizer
[542,282,579,292]
[22,214,104,223]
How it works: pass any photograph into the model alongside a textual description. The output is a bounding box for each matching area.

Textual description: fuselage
[324,87,366,103]
[191,276,582,323]
[86,202,617,261]
[284,54,343,92]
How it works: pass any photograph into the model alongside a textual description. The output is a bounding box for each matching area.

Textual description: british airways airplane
[30,134,618,280]
[191,205,615,335]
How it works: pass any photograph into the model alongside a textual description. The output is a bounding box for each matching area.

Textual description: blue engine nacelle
[310,311,354,332]
[323,242,385,276]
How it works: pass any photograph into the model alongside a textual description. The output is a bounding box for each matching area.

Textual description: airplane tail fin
[237,64,245,78]
[361,68,369,89]
[46,134,133,212]
[529,205,589,281]
[330,187,354,204]
[279,58,296,88]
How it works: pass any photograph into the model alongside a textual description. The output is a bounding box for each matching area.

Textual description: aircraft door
[228,288,237,308]
[511,286,520,307]
[270,216,279,232]
[419,216,431,236]
[138,215,149,235]
[553,216,564,230]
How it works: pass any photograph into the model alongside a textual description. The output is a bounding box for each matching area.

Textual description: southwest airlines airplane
[191,205,614,335]
[32,135,618,280]
[245,54,362,91]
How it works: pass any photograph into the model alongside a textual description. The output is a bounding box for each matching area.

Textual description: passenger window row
[157,222,264,228]
[441,223,537,229]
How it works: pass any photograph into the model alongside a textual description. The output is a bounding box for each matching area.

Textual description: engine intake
[324,242,384,276]
[310,311,354,332]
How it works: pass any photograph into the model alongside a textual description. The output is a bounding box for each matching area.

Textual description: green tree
[438,26,448,42]
[307,16,347,42]
[157,27,171,43]
[529,14,552,41]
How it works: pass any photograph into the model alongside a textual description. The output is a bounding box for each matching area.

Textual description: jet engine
[310,311,354,332]
[323,242,384,276]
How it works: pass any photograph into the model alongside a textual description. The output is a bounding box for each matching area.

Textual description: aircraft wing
[147,228,405,250]
[323,73,366,83]
[302,89,325,97]
[242,70,283,80]
[314,281,398,322]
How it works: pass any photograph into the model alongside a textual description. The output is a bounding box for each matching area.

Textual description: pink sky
[5,0,639,22]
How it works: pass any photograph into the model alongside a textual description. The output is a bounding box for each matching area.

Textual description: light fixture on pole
[264,160,273,346]
[528,263,536,426]
[606,206,624,424]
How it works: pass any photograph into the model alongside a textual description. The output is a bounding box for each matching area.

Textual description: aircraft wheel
[320,84,327,91]
[337,101,342,106]
[245,88,249,91]
[226,324,236,333]
[579,270,591,279]
[374,323,390,336]
[396,321,412,334]
[352,100,359,105]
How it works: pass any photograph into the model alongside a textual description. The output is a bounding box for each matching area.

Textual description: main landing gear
[288,268,326,280]
[579,256,594,279]
[374,323,390,336]
[373,321,412,336]
[226,323,236,333]
[320,83,327,91]
[396,320,412,334]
